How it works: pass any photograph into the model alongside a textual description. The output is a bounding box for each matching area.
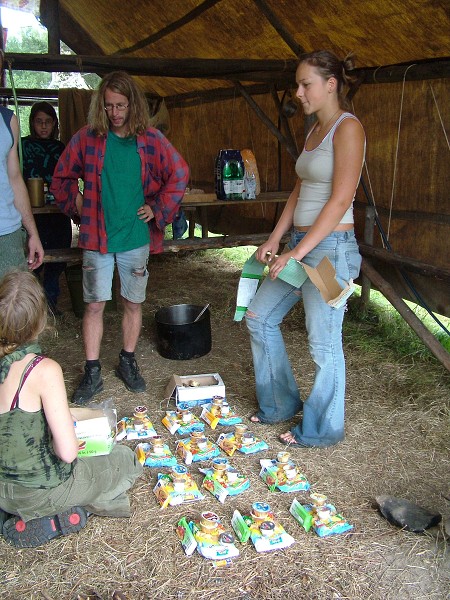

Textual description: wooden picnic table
[33,192,290,262]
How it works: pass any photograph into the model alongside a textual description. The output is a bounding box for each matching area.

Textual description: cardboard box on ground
[165,373,226,408]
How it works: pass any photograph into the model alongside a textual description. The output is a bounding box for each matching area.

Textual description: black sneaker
[0,508,11,531]
[72,364,104,405]
[115,354,146,392]
[2,507,88,548]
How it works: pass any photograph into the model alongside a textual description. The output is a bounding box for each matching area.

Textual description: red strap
[10,355,45,411]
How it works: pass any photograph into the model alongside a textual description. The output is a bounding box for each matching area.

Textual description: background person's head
[0,271,47,359]
[88,70,151,137]
[297,50,357,111]
[29,101,60,140]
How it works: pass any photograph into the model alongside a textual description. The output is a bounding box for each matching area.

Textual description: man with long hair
[51,71,189,404]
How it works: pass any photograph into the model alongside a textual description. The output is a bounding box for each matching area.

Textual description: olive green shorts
[0,445,143,522]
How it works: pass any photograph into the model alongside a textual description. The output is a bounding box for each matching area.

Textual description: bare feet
[278,431,301,447]
[250,414,262,423]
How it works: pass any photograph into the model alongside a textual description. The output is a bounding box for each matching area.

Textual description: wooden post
[361,259,450,372]
[46,0,61,55]
[359,205,376,311]
[198,206,209,238]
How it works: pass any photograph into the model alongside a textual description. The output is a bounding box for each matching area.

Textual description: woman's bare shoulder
[32,356,64,379]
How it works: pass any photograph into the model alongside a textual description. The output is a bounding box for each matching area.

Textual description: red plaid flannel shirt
[51,126,189,254]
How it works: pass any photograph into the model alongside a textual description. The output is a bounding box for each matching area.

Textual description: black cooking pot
[154,304,211,360]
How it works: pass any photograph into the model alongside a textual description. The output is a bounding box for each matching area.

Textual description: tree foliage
[5,26,100,134]
[5,27,52,90]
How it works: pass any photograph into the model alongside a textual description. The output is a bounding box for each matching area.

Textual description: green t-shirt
[102,131,150,252]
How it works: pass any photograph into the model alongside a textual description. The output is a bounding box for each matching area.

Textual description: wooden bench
[35,191,290,263]
[43,233,284,263]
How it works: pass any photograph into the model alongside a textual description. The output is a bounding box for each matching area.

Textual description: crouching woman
[0,270,143,548]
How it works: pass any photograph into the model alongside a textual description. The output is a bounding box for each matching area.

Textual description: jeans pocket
[345,247,362,280]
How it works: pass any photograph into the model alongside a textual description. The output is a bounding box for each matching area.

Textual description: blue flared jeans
[245,229,361,447]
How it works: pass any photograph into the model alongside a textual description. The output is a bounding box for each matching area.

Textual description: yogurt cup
[310,492,327,506]
[226,468,239,483]
[241,432,255,445]
[284,466,297,479]
[252,502,270,519]
[316,506,332,521]
[212,457,228,468]
[173,480,185,493]
[277,451,290,463]
[259,520,275,537]
[220,402,231,416]
[196,437,208,450]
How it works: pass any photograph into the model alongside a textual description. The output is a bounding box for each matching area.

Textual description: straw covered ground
[1,249,449,600]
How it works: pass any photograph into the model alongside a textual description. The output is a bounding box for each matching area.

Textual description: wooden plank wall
[169,92,302,235]
[352,79,449,271]
[168,79,450,316]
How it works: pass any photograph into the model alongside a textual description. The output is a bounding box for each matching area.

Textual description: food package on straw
[153,466,204,508]
[176,513,239,560]
[200,458,250,503]
[231,503,295,552]
[259,457,310,493]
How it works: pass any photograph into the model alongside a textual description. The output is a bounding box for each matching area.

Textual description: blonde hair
[88,71,151,136]
[298,50,358,110]
[0,271,47,359]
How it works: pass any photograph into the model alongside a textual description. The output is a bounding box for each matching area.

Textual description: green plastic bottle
[222,160,233,199]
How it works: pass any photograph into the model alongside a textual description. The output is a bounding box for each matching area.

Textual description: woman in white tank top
[245,50,365,448]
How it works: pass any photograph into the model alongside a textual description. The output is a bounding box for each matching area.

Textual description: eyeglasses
[104,103,129,112]
[35,119,53,127]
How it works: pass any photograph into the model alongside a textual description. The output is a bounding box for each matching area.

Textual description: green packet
[289,498,313,532]
[231,509,251,543]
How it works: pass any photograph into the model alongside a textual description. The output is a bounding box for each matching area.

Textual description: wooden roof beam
[0,82,281,108]
[5,53,449,83]
[253,0,305,57]
[362,57,450,83]
[236,81,298,160]
[270,87,299,156]
[113,0,224,56]
[4,54,298,81]
[39,0,103,56]
[164,82,280,107]
[42,0,61,55]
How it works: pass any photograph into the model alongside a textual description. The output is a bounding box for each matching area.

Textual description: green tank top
[0,408,73,489]
[0,357,73,489]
